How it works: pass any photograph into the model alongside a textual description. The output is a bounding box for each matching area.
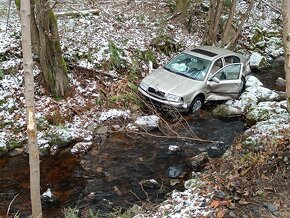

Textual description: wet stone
[168,145,182,153]
[187,152,209,171]
[41,188,58,208]
[165,165,183,178]
[139,179,159,188]
[263,202,278,213]
[213,190,227,200]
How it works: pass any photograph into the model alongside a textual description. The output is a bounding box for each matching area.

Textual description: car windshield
[164,53,211,81]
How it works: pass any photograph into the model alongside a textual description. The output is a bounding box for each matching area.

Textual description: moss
[251,27,264,44]
[0,146,8,156]
[0,68,4,79]
[36,116,50,130]
[47,69,56,96]
[54,40,62,53]
[7,140,23,150]
[14,0,20,10]
[0,99,5,106]
[59,56,68,74]
[108,92,140,109]
[48,10,58,28]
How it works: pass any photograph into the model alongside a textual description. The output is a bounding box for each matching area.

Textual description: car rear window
[191,49,217,57]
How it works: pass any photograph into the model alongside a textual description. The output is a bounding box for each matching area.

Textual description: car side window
[214,64,241,80]
[224,56,240,65]
[210,58,223,75]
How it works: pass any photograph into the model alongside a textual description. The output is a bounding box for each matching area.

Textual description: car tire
[238,76,246,98]
[188,96,204,114]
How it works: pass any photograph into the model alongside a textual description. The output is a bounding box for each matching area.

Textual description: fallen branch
[167,12,181,21]
[261,0,281,14]
[123,128,223,144]
[6,193,19,218]
[55,9,100,17]
[70,64,122,80]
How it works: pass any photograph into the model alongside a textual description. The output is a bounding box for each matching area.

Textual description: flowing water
[0,113,245,218]
[0,59,285,217]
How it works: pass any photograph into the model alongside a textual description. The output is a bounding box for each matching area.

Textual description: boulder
[187,152,209,171]
[275,77,286,87]
[215,76,280,118]
[134,115,160,131]
[245,76,263,88]
[165,165,184,178]
[213,104,243,118]
[71,141,93,155]
[249,52,270,70]
[246,101,288,126]
[242,113,290,148]
[46,126,76,148]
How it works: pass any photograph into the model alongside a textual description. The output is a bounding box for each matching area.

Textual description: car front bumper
[138,87,189,111]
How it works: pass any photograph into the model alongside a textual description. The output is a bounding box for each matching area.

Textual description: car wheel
[238,76,246,97]
[189,96,204,114]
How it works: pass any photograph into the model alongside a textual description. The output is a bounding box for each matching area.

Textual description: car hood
[142,68,204,96]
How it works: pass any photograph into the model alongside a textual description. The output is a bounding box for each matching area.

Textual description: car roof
[184,46,242,61]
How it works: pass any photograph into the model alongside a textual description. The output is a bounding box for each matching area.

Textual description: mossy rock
[46,127,76,148]
[150,35,181,56]
[245,102,287,126]
[184,178,202,189]
[251,27,264,44]
[0,145,8,156]
[213,105,243,118]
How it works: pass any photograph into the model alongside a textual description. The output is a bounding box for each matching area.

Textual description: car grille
[147,87,165,99]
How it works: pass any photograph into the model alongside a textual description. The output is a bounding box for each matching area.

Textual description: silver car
[138,46,251,113]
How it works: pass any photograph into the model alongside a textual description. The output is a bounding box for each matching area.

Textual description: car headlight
[166,93,182,103]
[139,82,149,91]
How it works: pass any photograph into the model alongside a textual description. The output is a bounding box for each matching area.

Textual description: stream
[0,59,285,218]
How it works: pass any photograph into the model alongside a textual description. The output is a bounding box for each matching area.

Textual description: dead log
[55,9,100,17]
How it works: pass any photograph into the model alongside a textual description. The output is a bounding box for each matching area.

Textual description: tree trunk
[221,0,237,46]
[203,0,223,45]
[282,0,290,112]
[225,0,254,49]
[20,0,43,217]
[34,0,70,97]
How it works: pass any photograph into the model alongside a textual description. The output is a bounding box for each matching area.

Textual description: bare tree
[204,0,224,45]
[16,0,70,97]
[282,0,290,112]
[20,0,42,217]
[203,0,254,48]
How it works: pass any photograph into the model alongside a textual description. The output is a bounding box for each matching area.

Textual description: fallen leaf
[210,200,231,208]
[238,198,250,205]
[217,208,226,218]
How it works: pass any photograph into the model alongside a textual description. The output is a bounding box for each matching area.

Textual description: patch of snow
[134,115,160,128]
[137,183,214,218]
[42,188,53,198]
[71,141,93,155]
[99,109,130,121]
[0,132,6,148]
[245,75,263,88]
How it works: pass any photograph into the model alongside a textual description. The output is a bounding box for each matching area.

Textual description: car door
[206,63,243,101]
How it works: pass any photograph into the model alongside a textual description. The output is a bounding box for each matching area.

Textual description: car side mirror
[209,76,220,83]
